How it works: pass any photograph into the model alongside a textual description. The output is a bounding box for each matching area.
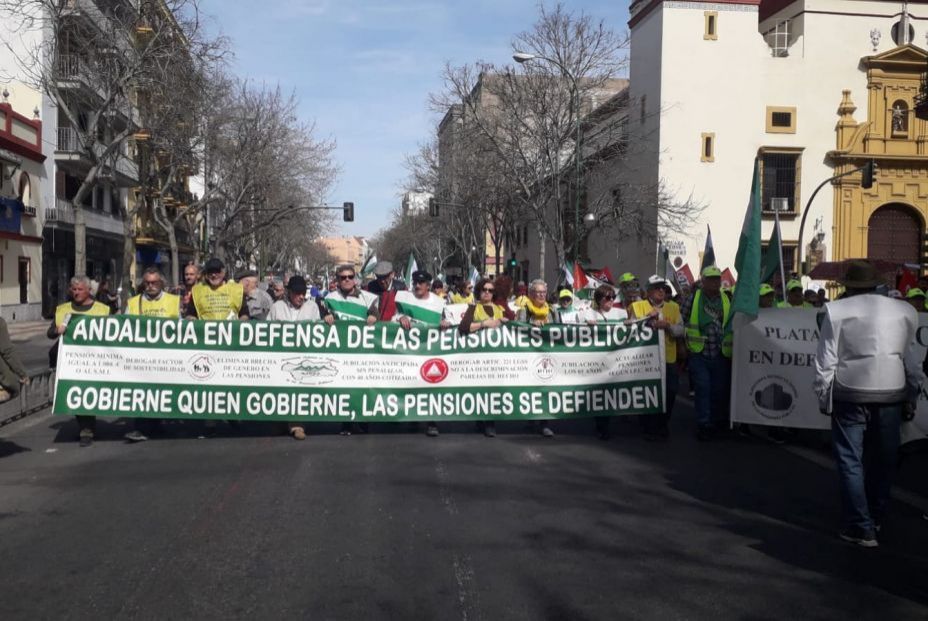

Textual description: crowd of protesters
[45,257,927,548]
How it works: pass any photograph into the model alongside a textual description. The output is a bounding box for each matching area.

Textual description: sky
[199,0,631,239]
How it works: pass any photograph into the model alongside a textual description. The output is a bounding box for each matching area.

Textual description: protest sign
[731,308,928,443]
[53,316,666,423]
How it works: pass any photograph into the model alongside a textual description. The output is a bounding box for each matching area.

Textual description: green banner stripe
[324,297,370,320]
[61,316,659,355]
[394,301,443,325]
[53,379,663,421]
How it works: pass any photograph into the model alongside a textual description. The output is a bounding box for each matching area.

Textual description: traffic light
[508,254,518,268]
[861,159,878,189]
[343,201,354,222]
[428,197,438,217]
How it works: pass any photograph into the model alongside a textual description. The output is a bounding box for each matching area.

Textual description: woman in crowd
[584,284,627,439]
[517,279,555,437]
[460,277,509,437]
[491,274,517,320]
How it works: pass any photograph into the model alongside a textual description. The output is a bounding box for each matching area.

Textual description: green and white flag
[729,158,763,326]
[394,290,445,326]
[404,252,418,285]
[360,254,377,278]
[468,265,479,288]
[324,290,377,321]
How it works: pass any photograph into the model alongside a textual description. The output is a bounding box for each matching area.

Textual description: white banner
[731,308,928,443]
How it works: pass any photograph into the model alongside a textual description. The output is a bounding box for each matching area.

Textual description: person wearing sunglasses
[583,285,628,325]
[459,277,509,437]
[628,275,684,441]
[450,279,475,305]
[394,270,452,436]
[584,284,628,440]
[321,264,379,326]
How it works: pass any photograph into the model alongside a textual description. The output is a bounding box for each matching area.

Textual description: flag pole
[775,209,787,302]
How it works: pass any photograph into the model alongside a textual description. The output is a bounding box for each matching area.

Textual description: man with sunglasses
[319,265,379,435]
[321,264,379,325]
[394,270,451,436]
[187,258,250,320]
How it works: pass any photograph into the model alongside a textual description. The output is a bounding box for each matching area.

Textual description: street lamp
[513,51,583,264]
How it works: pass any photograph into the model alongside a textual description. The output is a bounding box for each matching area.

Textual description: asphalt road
[1,401,927,620]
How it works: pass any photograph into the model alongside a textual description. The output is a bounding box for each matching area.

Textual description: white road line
[523,447,542,463]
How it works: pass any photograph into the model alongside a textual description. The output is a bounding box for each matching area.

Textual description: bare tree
[0,0,223,279]
[432,4,628,278]
[190,81,338,272]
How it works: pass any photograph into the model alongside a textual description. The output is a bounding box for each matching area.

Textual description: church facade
[627,0,928,282]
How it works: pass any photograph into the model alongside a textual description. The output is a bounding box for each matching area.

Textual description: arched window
[17,172,31,206]
[891,100,909,135]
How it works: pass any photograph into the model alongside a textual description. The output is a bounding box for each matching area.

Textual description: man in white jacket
[814,260,923,548]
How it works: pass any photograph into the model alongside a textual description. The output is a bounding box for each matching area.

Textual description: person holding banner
[460,277,509,437]
[267,275,320,441]
[583,284,629,440]
[187,258,250,321]
[517,279,557,438]
[395,270,451,437]
[814,260,923,548]
[681,266,732,441]
[629,276,683,441]
[320,265,378,436]
[121,267,181,442]
[321,265,379,325]
[48,276,113,447]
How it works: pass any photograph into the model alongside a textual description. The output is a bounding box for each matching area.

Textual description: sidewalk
[8,320,49,342]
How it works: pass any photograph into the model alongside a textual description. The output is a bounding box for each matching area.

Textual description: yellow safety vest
[191,281,243,320]
[451,292,474,305]
[126,293,181,318]
[473,303,503,322]
[685,290,732,358]
[629,299,682,364]
[55,301,111,327]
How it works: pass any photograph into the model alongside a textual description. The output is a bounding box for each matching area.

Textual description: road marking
[452,552,480,621]
[44,448,57,453]
[524,447,542,463]
[435,460,458,515]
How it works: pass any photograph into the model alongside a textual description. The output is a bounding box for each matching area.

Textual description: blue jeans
[689,353,731,428]
[831,402,902,532]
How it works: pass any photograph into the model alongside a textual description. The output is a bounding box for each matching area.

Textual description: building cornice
[629,0,761,29]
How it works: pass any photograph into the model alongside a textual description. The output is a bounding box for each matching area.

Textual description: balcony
[56,126,139,186]
[46,198,125,236]
[55,55,140,127]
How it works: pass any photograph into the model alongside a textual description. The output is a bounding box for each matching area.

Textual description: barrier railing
[0,369,54,428]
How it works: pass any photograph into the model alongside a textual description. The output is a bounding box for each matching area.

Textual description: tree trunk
[73,205,87,277]
[537,221,545,283]
[122,208,136,298]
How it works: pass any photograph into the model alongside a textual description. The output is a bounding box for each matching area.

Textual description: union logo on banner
[419,359,449,384]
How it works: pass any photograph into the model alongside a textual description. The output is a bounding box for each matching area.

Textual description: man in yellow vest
[122,267,181,442]
[629,275,683,440]
[48,275,112,447]
[186,258,250,320]
[778,279,813,308]
[680,265,732,441]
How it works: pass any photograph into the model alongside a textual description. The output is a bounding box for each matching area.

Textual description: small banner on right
[730,308,928,443]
